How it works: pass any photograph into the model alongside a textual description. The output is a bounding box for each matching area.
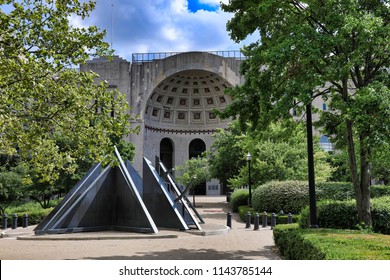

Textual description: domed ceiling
[144,70,232,131]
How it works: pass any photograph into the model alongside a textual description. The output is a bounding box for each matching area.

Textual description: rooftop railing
[132,50,246,64]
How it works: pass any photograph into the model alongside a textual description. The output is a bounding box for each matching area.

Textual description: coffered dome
[144,70,232,130]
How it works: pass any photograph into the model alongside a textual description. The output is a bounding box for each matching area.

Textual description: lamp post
[246,152,252,207]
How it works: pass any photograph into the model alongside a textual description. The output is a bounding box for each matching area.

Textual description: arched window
[188,139,207,195]
[189,138,206,159]
[160,138,174,170]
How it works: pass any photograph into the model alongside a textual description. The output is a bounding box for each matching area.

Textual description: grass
[303,229,390,260]
[274,224,390,260]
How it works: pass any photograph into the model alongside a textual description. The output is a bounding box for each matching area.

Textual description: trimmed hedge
[273,224,326,259]
[273,224,390,260]
[252,181,309,214]
[0,201,57,228]
[299,196,390,234]
[299,200,358,229]
[316,182,355,200]
[1,208,52,228]
[371,185,390,198]
[230,189,249,212]
[372,196,390,234]
[252,180,390,216]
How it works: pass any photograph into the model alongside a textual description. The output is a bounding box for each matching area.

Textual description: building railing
[132,50,246,63]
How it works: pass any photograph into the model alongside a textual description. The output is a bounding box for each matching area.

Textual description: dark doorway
[160,138,174,171]
[189,139,206,195]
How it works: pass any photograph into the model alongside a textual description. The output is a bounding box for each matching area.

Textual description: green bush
[371,196,390,234]
[273,224,326,259]
[230,189,249,212]
[317,182,390,200]
[252,181,309,214]
[238,205,256,222]
[316,182,355,200]
[273,225,390,260]
[0,201,55,228]
[300,197,390,234]
[371,185,390,198]
[299,200,358,229]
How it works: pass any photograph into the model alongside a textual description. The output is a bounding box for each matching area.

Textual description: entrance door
[189,139,206,195]
[160,138,174,171]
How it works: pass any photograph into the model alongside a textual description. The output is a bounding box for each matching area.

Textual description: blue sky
[69,0,258,61]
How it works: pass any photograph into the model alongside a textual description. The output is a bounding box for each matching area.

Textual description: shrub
[299,197,390,234]
[273,225,390,260]
[273,224,326,259]
[238,205,256,222]
[299,200,358,229]
[316,182,355,201]
[371,185,390,198]
[316,182,390,200]
[371,196,390,234]
[0,200,56,228]
[252,181,309,214]
[230,189,249,212]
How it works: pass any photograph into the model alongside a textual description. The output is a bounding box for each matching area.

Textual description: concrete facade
[81,52,244,195]
[81,51,332,195]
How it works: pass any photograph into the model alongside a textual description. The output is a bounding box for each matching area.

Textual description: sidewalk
[0,196,281,260]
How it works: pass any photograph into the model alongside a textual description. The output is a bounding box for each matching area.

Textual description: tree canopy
[210,120,333,189]
[221,0,389,225]
[0,0,135,202]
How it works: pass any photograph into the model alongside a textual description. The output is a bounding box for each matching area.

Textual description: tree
[175,156,210,187]
[207,121,245,193]
[221,0,389,226]
[226,120,333,188]
[174,155,211,206]
[371,144,390,185]
[0,0,135,204]
[0,163,31,215]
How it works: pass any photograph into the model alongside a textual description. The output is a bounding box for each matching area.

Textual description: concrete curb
[17,233,179,241]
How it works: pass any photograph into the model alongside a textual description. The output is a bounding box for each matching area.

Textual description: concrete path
[0,196,280,260]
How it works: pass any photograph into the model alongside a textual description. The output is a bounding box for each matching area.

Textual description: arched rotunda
[81,51,245,195]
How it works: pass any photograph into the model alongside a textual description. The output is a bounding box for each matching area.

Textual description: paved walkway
[0,196,280,260]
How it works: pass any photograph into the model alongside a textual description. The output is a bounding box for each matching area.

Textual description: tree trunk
[342,78,371,226]
[345,119,362,206]
[359,136,372,226]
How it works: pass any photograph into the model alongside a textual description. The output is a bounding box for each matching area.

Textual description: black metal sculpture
[34,148,158,235]
[143,157,203,230]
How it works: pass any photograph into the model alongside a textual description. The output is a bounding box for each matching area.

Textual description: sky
[70,0,259,62]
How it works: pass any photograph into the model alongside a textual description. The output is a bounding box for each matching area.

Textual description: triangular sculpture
[34,148,158,235]
[143,157,191,230]
[155,156,203,229]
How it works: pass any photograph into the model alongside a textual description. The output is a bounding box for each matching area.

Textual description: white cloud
[170,0,188,14]
[81,0,257,61]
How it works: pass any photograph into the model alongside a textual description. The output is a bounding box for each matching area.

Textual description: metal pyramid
[34,147,158,235]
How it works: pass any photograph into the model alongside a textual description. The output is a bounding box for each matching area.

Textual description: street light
[246,152,252,207]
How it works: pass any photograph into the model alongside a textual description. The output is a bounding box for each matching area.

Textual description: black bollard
[12,213,18,229]
[22,214,28,228]
[262,211,267,227]
[2,214,8,230]
[288,212,293,224]
[271,213,277,229]
[245,211,251,228]
[227,212,232,228]
[253,213,259,230]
